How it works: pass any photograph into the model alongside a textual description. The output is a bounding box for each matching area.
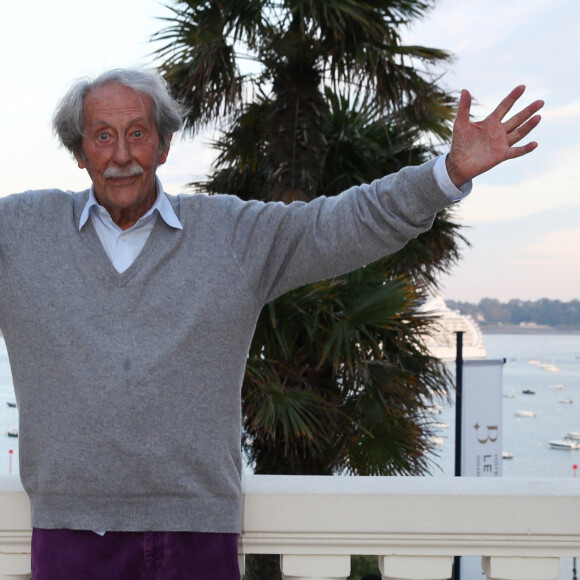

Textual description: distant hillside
[446,298,580,331]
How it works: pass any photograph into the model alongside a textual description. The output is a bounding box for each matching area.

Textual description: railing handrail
[241,475,580,558]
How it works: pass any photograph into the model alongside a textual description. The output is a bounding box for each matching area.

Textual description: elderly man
[1,68,542,579]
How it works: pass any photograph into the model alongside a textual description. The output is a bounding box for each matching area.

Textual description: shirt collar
[79,176,183,231]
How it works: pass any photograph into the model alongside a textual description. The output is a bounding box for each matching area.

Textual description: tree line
[447,298,580,328]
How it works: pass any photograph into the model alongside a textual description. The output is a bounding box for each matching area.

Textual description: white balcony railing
[0,475,579,580]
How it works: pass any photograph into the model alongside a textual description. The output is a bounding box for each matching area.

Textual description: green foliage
[153,0,455,156]
[243,266,450,476]
[349,555,382,580]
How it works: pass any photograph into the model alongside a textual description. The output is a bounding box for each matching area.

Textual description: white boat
[514,410,536,418]
[529,361,560,373]
[429,435,445,447]
[567,431,580,440]
[558,398,573,404]
[541,363,559,372]
[549,439,580,450]
[502,452,514,459]
[419,294,487,361]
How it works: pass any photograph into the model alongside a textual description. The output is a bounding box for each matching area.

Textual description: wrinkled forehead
[83,82,156,127]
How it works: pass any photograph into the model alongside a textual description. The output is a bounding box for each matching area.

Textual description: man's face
[75,83,171,230]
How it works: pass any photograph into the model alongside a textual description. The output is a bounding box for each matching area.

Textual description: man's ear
[158,135,172,166]
[74,149,86,170]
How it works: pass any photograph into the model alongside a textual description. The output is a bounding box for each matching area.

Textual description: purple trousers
[31,528,240,580]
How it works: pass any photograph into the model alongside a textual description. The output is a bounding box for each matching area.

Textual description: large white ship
[420,294,487,361]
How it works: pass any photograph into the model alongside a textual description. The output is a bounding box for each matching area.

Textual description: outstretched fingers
[493,86,544,142]
[506,113,542,148]
[506,140,539,161]
[504,98,544,135]
[490,86,544,153]
[489,85,528,122]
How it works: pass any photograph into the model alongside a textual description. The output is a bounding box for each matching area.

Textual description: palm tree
[153,3,465,577]
[153,1,455,203]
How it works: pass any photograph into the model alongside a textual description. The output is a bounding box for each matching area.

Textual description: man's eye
[97,133,110,141]
[133,130,143,138]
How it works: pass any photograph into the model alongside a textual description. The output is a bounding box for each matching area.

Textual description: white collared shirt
[79,177,183,273]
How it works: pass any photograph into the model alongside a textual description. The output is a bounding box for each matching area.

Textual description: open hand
[446,86,544,187]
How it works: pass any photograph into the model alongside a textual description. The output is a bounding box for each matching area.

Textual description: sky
[0,0,577,303]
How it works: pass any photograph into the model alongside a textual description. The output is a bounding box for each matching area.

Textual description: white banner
[461,359,504,477]
[459,358,504,578]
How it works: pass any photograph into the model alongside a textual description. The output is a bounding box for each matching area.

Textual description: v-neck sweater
[0,159,451,532]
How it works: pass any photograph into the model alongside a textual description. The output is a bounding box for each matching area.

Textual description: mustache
[103,165,144,179]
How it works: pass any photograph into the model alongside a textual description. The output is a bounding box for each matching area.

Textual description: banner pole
[454,331,464,580]
[455,331,464,477]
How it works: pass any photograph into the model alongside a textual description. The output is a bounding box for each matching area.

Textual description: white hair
[52,68,186,157]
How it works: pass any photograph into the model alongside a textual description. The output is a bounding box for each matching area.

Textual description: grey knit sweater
[0,159,451,532]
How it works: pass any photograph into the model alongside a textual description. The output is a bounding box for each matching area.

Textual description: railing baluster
[0,533,31,580]
[238,553,245,579]
[280,554,350,579]
[379,555,453,580]
[0,553,31,580]
[482,556,559,580]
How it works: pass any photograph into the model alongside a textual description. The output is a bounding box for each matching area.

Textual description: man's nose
[113,137,131,164]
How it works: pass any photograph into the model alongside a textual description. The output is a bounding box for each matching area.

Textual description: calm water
[0,333,578,577]
[0,337,17,475]
[434,332,580,478]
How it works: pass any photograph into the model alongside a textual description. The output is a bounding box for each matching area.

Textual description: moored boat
[549,439,580,450]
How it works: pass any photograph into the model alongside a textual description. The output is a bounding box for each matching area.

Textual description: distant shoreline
[482,325,580,335]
